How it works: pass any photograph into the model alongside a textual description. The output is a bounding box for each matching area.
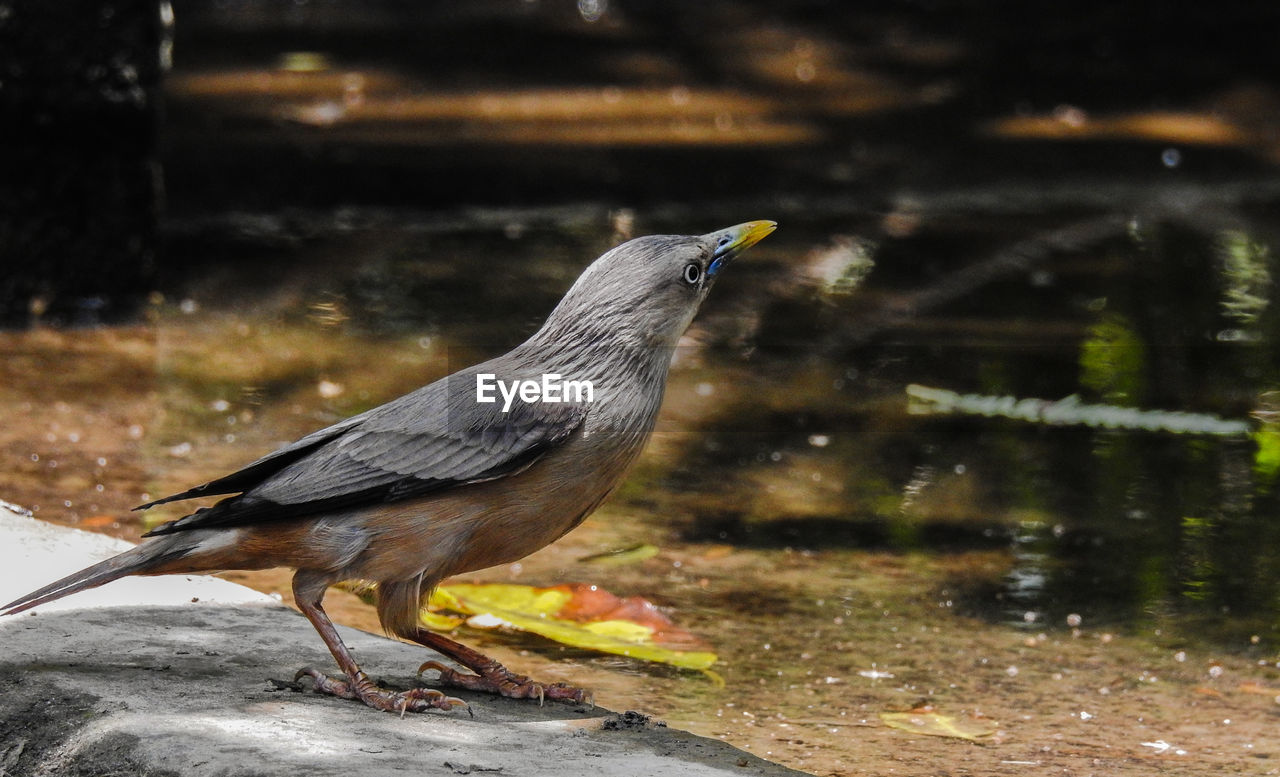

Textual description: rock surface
[0,505,809,777]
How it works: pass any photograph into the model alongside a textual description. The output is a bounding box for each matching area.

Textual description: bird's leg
[409,628,592,705]
[291,574,467,714]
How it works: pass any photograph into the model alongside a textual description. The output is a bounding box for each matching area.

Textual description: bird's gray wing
[134,413,370,510]
[141,370,588,536]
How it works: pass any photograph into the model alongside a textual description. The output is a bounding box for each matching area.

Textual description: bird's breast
[347,410,657,584]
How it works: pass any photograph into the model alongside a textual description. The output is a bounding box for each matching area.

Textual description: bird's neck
[517,324,675,432]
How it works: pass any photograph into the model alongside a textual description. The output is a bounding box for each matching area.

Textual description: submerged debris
[906,384,1251,436]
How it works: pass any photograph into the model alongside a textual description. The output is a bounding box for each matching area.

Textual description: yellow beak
[706,220,777,275]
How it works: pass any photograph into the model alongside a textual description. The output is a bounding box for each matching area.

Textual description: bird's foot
[294,667,469,715]
[417,659,592,706]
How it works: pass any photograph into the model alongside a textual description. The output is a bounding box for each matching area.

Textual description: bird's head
[540,221,777,351]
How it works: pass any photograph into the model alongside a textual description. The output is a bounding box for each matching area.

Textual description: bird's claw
[293,666,468,714]
[416,659,592,706]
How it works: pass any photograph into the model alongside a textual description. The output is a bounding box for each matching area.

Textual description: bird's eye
[682,263,702,285]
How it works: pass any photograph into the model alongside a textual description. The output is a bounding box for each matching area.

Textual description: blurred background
[3,2,1280,774]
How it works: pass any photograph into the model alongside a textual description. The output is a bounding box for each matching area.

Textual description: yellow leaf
[424,582,718,673]
[418,610,465,631]
[577,543,661,565]
[581,619,653,641]
[879,710,997,741]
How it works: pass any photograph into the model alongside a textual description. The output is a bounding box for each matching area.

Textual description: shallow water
[5,207,1280,775]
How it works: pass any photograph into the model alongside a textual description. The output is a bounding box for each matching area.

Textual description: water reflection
[658,215,1278,634]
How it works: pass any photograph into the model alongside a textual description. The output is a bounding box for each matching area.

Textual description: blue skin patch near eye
[708,234,733,276]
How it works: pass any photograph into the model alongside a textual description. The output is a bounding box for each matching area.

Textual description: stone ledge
[0,506,809,777]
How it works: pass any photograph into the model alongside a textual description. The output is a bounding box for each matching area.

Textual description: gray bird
[3,221,776,713]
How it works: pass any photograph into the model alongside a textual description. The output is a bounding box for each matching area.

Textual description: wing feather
[142,368,588,536]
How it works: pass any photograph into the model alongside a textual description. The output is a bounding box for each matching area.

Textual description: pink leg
[292,573,466,714]
[409,628,592,706]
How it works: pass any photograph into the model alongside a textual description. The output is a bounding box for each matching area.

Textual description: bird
[2,221,776,714]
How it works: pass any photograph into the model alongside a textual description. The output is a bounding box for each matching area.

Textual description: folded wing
[141,370,588,536]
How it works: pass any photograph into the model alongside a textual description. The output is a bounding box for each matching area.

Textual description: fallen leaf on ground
[1238,681,1280,696]
[880,709,997,741]
[424,582,718,674]
[78,515,119,529]
[576,543,660,565]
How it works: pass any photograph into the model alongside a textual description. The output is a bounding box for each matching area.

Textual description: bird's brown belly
[339,434,642,585]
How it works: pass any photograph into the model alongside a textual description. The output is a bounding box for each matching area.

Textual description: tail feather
[2,538,193,616]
